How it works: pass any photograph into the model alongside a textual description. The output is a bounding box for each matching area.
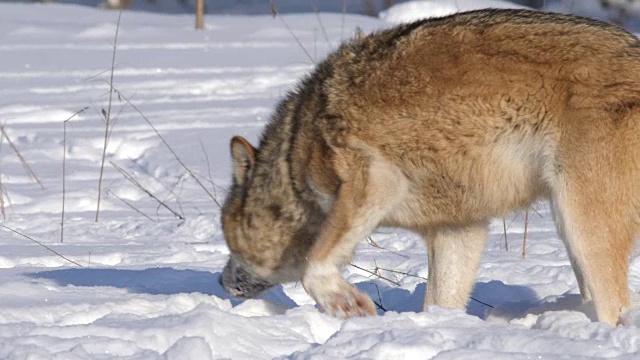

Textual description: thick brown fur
[220,9,640,326]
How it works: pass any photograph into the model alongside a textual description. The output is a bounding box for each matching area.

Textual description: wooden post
[196,0,204,30]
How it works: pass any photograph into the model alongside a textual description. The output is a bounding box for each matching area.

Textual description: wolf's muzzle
[220,259,273,298]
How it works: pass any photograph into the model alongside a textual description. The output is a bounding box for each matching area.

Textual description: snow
[0,1,638,359]
[379,0,529,24]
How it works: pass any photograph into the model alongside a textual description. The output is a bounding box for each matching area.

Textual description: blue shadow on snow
[29,268,544,319]
[27,267,298,308]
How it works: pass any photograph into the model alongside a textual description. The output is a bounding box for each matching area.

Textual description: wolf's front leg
[421,223,488,311]
[302,149,408,318]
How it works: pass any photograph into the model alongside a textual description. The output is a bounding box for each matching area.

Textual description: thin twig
[529,204,543,218]
[270,1,315,63]
[61,107,88,243]
[310,0,332,47]
[350,262,401,286]
[366,236,409,259]
[341,0,347,43]
[370,283,387,311]
[106,189,156,222]
[469,296,494,309]
[127,156,185,206]
[198,138,221,206]
[158,169,187,219]
[1,225,83,267]
[112,87,221,208]
[0,134,4,220]
[374,265,494,309]
[110,161,184,220]
[522,210,529,259]
[126,156,187,219]
[0,125,44,190]
[503,218,509,251]
[376,266,427,281]
[96,11,122,222]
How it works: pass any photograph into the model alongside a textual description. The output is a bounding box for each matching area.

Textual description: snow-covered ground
[0,1,638,359]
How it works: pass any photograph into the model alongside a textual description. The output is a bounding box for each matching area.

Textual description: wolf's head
[220,136,321,298]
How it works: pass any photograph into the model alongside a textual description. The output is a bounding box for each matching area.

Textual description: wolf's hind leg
[302,149,408,319]
[550,168,633,326]
[421,222,488,311]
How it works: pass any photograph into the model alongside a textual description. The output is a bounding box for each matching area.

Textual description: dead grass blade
[61,107,88,243]
[96,11,122,222]
[310,0,332,47]
[522,210,529,259]
[110,161,184,220]
[270,1,315,63]
[112,87,221,208]
[0,125,44,190]
[106,189,156,222]
[0,135,4,220]
[1,225,83,267]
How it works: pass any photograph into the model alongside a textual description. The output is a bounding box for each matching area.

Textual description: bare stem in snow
[110,161,184,220]
[373,265,494,309]
[369,283,387,311]
[350,262,401,286]
[310,0,332,47]
[106,189,156,222]
[270,1,315,63]
[0,134,5,221]
[365,236,409,258]
[522,210,529,259]
[503,218,509,251]
[96,11,122,222]
[112,87,221,208]
[341,0,347,43]
[61,107,88,243]
[1,225,83,267]
[198,138,221,209]
[0,125,44,190]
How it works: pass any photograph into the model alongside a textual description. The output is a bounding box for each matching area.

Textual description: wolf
[220,9,640,326]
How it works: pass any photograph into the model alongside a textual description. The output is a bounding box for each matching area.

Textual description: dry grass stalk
[365,236,409,258]
[341,0,347,42]
[112,87,221,208]
[196,0,204,29]
[106,189,156,222]
[126,157,187,215]
[96,11,122,222]
[198,138,222,208]
[110,161,184,220]
[0,125,44,190]
[373,265,494,309]
[369,283,387,311]
[350,262,401,286]
[0,134,4,220]
[310,0,332,47]
[270,1,315,63]
[61,107,88,243]
[1,224,83,267]
[503,218,509,251]
[522,209,530,259]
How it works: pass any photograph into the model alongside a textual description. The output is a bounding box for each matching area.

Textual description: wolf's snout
[220,259,273,299]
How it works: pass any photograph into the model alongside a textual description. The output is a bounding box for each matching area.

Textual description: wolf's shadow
[356,279,541,319]
[28,267,297,308]
[31,268,574,320]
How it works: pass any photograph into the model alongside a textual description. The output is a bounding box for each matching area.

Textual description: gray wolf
[220,9,640,326]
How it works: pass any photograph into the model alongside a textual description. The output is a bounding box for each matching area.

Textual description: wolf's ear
[230,136,256,185]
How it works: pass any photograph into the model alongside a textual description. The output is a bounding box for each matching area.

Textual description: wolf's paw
[318,284,377,319]
[303,265,376,319]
